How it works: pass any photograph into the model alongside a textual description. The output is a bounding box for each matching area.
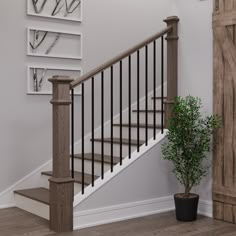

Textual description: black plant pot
[174,193,199,222]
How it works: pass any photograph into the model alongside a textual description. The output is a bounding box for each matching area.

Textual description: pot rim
[174,193,199,199]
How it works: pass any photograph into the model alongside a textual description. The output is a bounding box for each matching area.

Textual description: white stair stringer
[72,130,167,229]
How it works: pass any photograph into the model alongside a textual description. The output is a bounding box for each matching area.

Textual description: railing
[48,16,179,232]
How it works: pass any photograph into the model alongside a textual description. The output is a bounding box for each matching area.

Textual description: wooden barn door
[213,0,236,223]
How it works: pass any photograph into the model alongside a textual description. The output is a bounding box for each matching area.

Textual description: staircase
[14,16,179,233]
[14,94,165,219]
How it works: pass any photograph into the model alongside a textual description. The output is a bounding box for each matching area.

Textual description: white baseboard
[0,204,15,210]
[73,196,174,230]
[198,200,212,218]
[73,197,213,230]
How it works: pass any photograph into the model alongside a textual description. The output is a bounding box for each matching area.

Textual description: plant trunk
[185,185,191,198]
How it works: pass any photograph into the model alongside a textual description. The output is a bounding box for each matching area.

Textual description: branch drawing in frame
[27,0,82,22]
[27,27,82,59]
[27,65,82,95]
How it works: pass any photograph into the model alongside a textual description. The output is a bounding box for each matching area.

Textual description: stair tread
[74,153,120,165]
[132,110,163,113]
[14,188,49,205]
[113,123,162,129]
[151,96,167,99]
[42,171,99,185]
[92,138,145,146]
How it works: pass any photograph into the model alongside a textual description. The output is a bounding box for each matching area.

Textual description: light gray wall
[0,0,171,193]
[76,139,178,211]
[171,0,213,201]
[0,0,213,206]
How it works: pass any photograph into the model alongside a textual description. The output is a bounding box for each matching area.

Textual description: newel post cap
[48,75,74,84]
[164,16,180,24]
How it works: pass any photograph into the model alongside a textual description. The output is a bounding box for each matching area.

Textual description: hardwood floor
[1,208,236,235]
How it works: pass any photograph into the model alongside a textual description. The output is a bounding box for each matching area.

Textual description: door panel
[213,0,236,223]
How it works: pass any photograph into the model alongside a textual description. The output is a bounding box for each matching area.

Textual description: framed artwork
[27,65,82,95]
[27,0,82,22]
[27,27,83,59]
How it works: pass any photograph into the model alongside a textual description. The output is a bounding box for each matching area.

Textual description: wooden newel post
[164,16,179,126]
[49,76,74,232]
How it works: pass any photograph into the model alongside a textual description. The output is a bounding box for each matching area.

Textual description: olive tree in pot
[161,96,221,222]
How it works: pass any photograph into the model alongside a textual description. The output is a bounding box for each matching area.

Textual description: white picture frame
[27,27,83,60]
[27,0,83,22]
[27,65,83,95]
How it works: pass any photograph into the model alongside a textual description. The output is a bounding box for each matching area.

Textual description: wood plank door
[213,0,236,223]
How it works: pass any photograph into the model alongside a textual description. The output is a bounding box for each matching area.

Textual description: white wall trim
[198,199,213,218]
[0,204,15,210]
[73,196,174,230]
[74,197,213,230]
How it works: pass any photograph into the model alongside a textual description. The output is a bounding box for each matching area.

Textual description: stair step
[151,96,167,100]
[132,110,163,113]
[42,171,99,185]
[74,153,120,165]
[14,188,49,205]
[113,123,162,129]
[91,138,145,146]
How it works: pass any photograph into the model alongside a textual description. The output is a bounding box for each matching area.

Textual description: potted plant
[161,96,221,222]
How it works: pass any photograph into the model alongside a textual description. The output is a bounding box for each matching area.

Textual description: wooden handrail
[71,26,173,88]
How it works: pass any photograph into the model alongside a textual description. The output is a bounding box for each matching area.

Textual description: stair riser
[130,113,163,124]
[14,194,49,220]
[132,102,164,112]
[73,158,111,176]
[41,175,82,194]
[113,126,161,140]
[92,142,138,158]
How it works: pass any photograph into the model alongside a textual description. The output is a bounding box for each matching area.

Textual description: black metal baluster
[91,77,95,186]
[161,36,164,134]
[153,41,156,140]
[82,83,85,194]
[128,55,132,159]
[111,66,114,172]
[137,50,140,152]
[101,71,104,179]
[71,89,74,179]
[120,61,123,165]
[145,45,148,146]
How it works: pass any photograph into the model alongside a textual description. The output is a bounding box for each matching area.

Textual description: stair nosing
[41,171,98,185]
[73,153,120,165]
[91,137,145,146]
[132,109,163,113]
[151,96,167,100]
[113,123,162,129]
